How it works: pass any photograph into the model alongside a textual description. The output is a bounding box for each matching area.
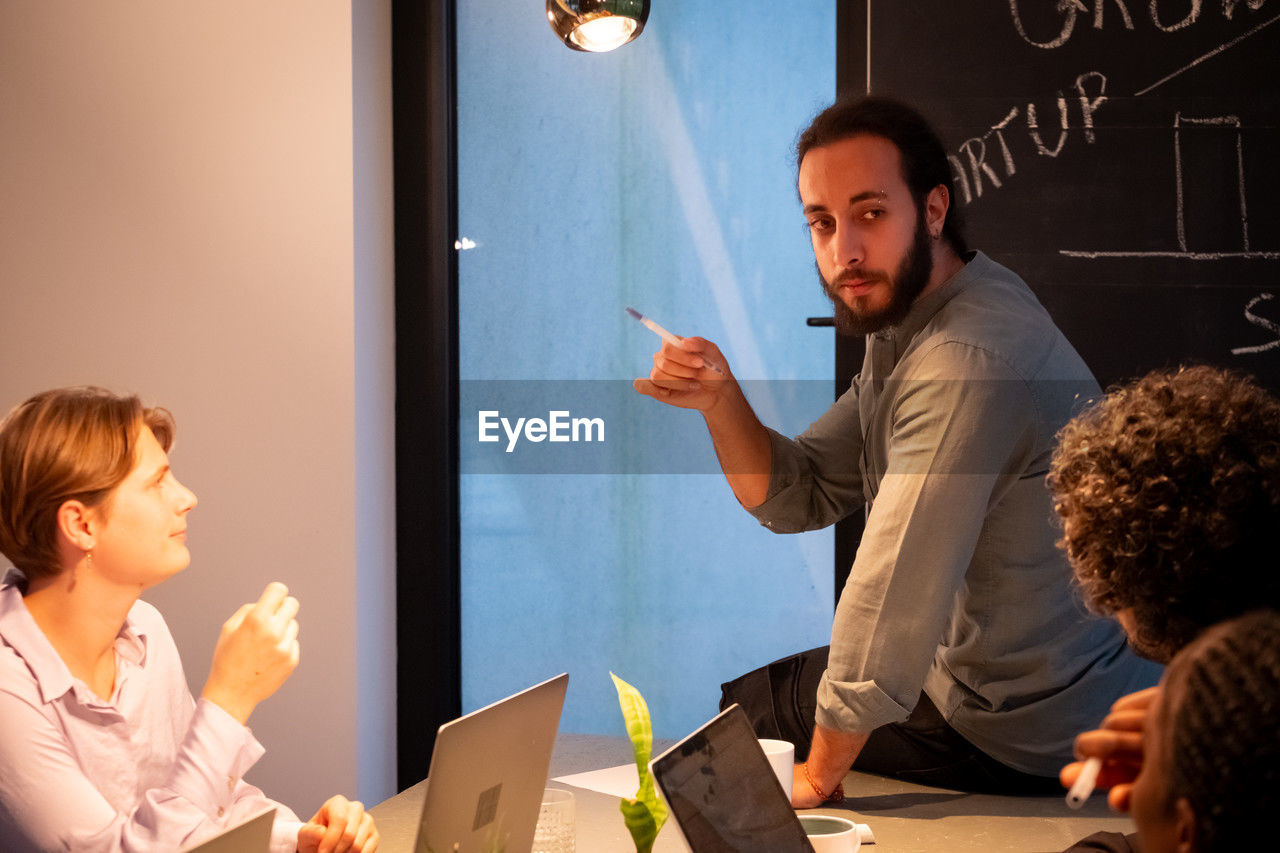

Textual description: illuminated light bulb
[546,0,649,53]
[569,16,638,52]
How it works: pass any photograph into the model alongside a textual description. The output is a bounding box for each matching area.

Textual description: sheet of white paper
[552,764,877,844]
[551,763,640,798]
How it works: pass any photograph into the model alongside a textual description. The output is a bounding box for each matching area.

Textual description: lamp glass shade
[546,0,650,53]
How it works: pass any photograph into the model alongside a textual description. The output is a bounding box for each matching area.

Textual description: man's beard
[821,213,934,337]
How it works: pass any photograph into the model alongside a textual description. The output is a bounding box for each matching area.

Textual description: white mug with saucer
[798,813,861,853]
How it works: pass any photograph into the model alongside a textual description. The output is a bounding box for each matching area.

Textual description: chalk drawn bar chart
[1176,114,1248,254]
[1062,112,1279,261]
[866,1,1280,387]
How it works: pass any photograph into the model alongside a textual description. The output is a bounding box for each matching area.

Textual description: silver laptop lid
[181,806,275,853]
[414,672,569,853]
[649,704,814,853]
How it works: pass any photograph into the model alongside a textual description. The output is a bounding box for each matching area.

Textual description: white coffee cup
[757,738,794,798]
[798,814,861,853]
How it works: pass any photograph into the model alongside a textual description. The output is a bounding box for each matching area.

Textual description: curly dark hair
[1047,365,1280,662]
[1162,610,1280,851]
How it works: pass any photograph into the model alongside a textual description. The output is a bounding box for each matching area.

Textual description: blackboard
[839,0,1280,392]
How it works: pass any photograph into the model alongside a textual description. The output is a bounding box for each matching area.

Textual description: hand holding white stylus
[626,307,725,375]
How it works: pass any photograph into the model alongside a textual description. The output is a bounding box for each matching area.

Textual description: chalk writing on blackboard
[1176,114,1248,253]
[1233,293,1280,355]
[1009,1,1276,51]
[1061,111,1280,260]
[863,1,1280,373]
[1135,11,1280,95]
[947,71,1107,204]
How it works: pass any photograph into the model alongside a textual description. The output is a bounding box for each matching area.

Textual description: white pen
[1065,757,1102,809]
[625,306,725,375]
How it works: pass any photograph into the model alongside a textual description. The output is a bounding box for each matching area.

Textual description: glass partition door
[456,4,836,738]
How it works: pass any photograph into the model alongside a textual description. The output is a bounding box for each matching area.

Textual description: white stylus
[625,306,724,375]
[1065,757,1102,809]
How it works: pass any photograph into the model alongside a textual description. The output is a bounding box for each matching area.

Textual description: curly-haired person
[1048,366,1280,852]
[1129,610,1280,852]
[1049,364,1280,664]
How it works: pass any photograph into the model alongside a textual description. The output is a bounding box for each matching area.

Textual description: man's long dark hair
[796,95,968,256]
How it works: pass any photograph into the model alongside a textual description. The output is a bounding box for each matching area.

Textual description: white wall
[0,0,396,813]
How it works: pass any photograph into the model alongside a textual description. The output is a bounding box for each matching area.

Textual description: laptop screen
[650,705,813,853]
[414,672,568,853]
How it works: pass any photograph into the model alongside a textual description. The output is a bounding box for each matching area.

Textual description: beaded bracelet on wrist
[803,762,846,803]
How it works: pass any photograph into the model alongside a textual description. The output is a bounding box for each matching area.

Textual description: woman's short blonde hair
[0,387,174,580]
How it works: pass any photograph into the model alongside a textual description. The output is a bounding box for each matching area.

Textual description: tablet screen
[650,705,813,853]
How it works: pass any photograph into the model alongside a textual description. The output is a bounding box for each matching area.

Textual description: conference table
[370,733,1132,852]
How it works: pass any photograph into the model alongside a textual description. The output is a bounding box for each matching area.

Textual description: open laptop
[650,704,815,853]
[181,806,275,853]
[413,672,569,853]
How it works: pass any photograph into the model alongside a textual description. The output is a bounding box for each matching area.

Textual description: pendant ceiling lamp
[546,0,650,53]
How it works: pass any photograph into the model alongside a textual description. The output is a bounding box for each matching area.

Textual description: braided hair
[1164,610,1280,850]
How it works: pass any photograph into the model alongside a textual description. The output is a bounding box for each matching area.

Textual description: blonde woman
[0,387,377,852]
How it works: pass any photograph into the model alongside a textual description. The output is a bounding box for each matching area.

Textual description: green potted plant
[610,672,668,853]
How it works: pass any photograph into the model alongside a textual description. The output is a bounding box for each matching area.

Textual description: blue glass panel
[457,3,836,738]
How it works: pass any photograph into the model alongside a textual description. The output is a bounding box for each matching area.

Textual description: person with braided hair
[1129,610,1280,852]
[1047,365,1280,851]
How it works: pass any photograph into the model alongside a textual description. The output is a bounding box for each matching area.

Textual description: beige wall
[0,0,396,813]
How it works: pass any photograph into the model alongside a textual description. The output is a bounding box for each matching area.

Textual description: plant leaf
[611,671,668,849]
[619,797,660,853]
[611,672,654,769]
